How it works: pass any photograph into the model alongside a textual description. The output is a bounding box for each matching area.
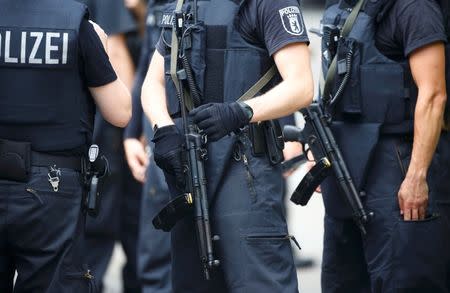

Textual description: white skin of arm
[398,42,447,221]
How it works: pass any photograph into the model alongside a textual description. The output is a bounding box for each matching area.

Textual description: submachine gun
[283,103,372,235]
[152,0,220,280]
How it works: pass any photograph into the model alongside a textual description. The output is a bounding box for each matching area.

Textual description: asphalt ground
[103,5,326,293]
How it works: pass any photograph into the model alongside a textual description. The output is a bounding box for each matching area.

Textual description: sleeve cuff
[269,37,310,57]
[86,74,118,88]
[404,33,448,57]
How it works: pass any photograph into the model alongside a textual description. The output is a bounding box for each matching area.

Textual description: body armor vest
[320,0,450,218]
[0,0,95,152]
[147,0,169,53]
[158,0,280,117]
[322,0,419,133]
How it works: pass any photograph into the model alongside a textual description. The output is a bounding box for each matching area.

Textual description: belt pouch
[249,123,266,157]
[0,139,31,182]
[263,120,285,165]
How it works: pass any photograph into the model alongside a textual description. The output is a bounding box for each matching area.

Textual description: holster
[0,139,31,182]
[249,120,285,165]
[82,154,109,217]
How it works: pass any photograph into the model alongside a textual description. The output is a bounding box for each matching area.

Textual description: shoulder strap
[170,0,196,110]
[321,0,365,102]
[237,65,277,102]
[171,0,276,106]
[170,0,185,95]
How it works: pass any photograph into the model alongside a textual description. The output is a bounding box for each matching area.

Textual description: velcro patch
[279,6,305,36]
[158,12,174,28]
[0,27,76,68]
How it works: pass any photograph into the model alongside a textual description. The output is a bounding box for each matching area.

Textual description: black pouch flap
[0,139,31,182]
[329,38,363,119]
[263,120,285,165]
[321,122,381,218]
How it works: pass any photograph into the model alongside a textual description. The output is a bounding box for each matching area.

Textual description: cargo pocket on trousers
[392,214,450,292]
[65,268,98,293]
[244,229,298,286]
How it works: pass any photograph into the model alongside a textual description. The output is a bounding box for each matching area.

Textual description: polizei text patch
[0,27,75,68]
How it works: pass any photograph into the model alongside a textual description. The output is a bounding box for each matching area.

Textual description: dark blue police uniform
[319,0,450,292]
[74,1,143,292]
[124,1,173,292]
[137,143,173,293]
[154,0,308,291]
[0,0,117,292]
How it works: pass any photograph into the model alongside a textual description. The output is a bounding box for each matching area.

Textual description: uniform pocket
[392,214,450,292]
[65,268,98,293]
[243,228,297,292]
[393,139,412,179]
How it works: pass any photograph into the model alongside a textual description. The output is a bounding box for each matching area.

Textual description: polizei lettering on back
[0,27,75,68]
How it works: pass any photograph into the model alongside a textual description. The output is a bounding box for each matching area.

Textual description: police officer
[142,0,313,291]
[319,0,450,291]
[123,1,173,291]
[0,0,131,292]
[75,1,144,291]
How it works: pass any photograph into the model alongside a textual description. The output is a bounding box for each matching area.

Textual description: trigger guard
[305,147,314,162]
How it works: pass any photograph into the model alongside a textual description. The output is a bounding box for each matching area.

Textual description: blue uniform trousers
[138,160,172,293]
[82,121,142,293]
[321,134,450,293]
[0,167,96,292]
[164,133,299,293]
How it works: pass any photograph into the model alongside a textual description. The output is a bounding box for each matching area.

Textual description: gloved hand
[152,125,185,189]
[190,102,252,142]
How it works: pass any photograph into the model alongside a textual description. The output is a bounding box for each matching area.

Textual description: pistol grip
[290,158,331,206]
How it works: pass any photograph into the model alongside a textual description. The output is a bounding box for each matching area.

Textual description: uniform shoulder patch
[279,6,304,36]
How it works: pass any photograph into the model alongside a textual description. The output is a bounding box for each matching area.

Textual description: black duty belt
[31,151,82,171]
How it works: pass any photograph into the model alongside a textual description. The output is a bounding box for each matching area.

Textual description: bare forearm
[141,79,173,128]
[141,52,173,128]
[90,79,132,127]
[408,92,446,178]
[246,43,313,122]
[108,34,135,90]
[245,77,313,122]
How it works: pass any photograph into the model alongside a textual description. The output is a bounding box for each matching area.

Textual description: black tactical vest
[158,0,280,117]
[147,0,169,52]
[321,0,421,133]
[0,0,95,153]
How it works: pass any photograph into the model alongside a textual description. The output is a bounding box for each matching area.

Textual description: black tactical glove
[190,102,253,142]
[152,125,185,189]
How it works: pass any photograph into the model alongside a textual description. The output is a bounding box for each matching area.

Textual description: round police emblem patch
[279,6,304,36]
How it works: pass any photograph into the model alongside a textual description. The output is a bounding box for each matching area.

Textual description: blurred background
[96,1,326,292]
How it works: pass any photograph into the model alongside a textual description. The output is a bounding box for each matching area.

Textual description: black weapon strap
[237,65,277,102]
